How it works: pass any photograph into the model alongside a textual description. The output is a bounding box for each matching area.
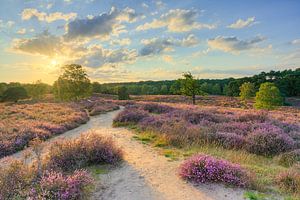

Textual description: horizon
[1,0,300,84]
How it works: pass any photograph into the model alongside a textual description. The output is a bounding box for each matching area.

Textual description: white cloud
[21,8,77,23]
[17,28,26,34]
[110,38,131,46]
[72,45,137,68]
[208,35,268,54]
[139,35,199,56]
[228,17,258,29]
[0,20,15,29]
[46,3,53,9]
[182,34,199,47]
[136,9,216,32]
[291,39,300,45]
[142,3,149,8]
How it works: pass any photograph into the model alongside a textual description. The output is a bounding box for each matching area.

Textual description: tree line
[0,65,299,104]
[92,68,300,97]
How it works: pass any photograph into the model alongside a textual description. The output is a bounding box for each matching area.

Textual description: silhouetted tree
[53,64,91,101]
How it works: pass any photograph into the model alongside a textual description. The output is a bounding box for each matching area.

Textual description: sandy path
[1,108,246,200]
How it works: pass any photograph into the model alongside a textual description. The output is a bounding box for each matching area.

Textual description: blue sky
[0,0,299,83]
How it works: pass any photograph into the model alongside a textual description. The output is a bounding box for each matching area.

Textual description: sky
[0,0,299,84]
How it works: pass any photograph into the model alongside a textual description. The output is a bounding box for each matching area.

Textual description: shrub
[0,160,37,199]
[113,108,149,125]
[35,170,93,200]
[179,154,251,187]
[254,82,283,110]
[142,103,173,114]
[276,170,300,195]
[245,129,295,156]
[46,131,122,172]
[214,132,246,149]
[278,149,300,167]
[1,86,28,102]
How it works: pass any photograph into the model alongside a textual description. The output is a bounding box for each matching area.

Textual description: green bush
[1,86,28,102]
[254,82,283,110]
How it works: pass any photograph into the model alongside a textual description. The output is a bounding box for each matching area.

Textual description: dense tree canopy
[53,64,92,101]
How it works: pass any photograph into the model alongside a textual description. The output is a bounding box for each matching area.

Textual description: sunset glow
[0,0,299,84]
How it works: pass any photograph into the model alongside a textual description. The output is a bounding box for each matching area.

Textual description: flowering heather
[113,107,149,125]
[142,103,174,114]
[36,170,94,200]
[179,154,251,187]
[0,103,89,158]
[0,132,122,199]
[114,102,299,156]
[46,131,123,172]
[246,128,295,156]
[77,97,119,116]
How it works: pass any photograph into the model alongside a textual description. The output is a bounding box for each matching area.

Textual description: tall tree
[239,82,256,101]
[179,72,202,104]
[53,64,91,101]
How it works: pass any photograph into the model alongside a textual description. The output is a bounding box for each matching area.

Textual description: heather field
[0,98,119,158]
[0,131,122,199]
[114,102,300,198]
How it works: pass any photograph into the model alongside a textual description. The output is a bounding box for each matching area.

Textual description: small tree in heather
[1,86,28,102]
[254,82,283,110]
[179,72,202,105]
[239,82,255,101]
[117,86,130,100]
[53,64,91,101]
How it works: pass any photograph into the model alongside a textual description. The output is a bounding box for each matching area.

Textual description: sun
[51,59,58,65]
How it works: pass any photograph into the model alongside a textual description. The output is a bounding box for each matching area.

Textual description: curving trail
[1,108,246,200]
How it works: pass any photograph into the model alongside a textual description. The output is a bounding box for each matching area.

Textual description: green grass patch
[87,164,110,178]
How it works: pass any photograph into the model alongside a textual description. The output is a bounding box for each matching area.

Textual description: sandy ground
[1,108,246,200]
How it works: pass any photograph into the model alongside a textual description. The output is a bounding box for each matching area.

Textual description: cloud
[136,9,215,32]
[139,34,199,56]
[11,30,137,68]
[182,34,199,47]
[17,28,26,34]
[110,38,131,46]
[207,36,267,54]
[64,7,141,40]
[142,3,149,8]
[21,8,77,23]
[0,20,15,29]
[12,31,63,57]
[291,39,300,45]
[228,17,258,29]
[72,45,137,68]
